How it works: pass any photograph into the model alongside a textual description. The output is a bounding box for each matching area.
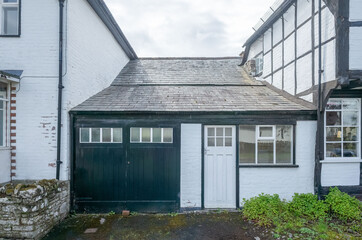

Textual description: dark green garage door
[73,125,180,213]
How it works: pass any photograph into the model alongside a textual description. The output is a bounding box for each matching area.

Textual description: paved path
[43,212,273,240]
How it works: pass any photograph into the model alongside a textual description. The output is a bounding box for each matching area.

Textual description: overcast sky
[104,0,276,57]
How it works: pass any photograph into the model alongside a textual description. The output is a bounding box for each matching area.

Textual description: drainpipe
[315,0,323,198]
[56,0,65,180]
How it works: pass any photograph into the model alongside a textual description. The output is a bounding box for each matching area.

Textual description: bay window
[0,0,20,36]
[239,125,293,165]
[325,98,361,159]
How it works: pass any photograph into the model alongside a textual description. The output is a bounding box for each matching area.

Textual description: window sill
[0,147,11,151]
[320,159,362,164]
[239,164,299,168]
[0,34,20,38]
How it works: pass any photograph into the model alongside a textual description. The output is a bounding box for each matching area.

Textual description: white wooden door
[204,126,236,208]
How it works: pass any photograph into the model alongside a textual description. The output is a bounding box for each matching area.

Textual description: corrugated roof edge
[87,0,137,60]
[0,70,23,79]
[262,80,317,110]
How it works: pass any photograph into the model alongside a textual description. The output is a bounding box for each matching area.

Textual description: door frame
[202,124,239,209]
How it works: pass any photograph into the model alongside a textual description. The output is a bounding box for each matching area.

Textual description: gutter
[56,0,65,180]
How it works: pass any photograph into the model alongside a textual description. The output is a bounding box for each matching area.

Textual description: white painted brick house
[0,0,136,183]
[242,0,362,195]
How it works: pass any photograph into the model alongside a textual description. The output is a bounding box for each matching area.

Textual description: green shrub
[325,187,362,222]
[242,193,287,226]
[288,193,328,220]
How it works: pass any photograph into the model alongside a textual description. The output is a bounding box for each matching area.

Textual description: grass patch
[242,188,362,239]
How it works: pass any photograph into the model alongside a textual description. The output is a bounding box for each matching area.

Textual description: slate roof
[0,70,23,79]
[72,58,315,112]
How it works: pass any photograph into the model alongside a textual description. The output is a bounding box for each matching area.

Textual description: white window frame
[0,79,10,148]
[239,125,294,165]
[130,127,173,144]
[324,98,361,162]
[79,128,123,143]
[0,0,20,36]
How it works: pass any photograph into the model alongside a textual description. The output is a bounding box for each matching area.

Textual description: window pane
[343,99,359,110]
[225,137,232,147]
[207,128,215,137]
[131,128,140,142]
[216,128,223,137]
[91,128,100,142]
[343,127,358,141]
[326,112,341,126]
[113,128,122,143]
[326,127,341,141]
[343,143,358,157]
[4,0,18,3]
[102,128,111,142]
[276,126,292,163]
[239,126,255,164]
[152,128,162,143]
[343,111,358,126]
[257,140,274,164]
[208,137,215,147]
[142,128,151,142]
[259,127,273,137]
[3,7,18,35]
[80,128,89,143]
[225,128,232,137]
[216,137,223,146]
[326,99,342,110]
[163,128,173,143]
[326,143,341,158]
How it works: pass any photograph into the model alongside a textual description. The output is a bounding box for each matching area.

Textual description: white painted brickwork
[0,149,10,183]
[180,124,202,208]
[273,43,283,71]
[273,69,283,90]
[296,53,313,94]
[297,22,312,58]
[284,33,295,65]
[284,63,295,95]
[284,7,295,36]
[239,121,316,203]
[0,0,129,180]
[264,30,272,52]
[321,163,360,186]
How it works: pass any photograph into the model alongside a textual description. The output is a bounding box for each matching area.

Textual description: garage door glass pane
[80,128,90,143]
[163,128,173,143]
[225,128,232,137]
[131,128,140,142]
[239,126,255,164]
[152,128,162,143]
[92,128,101,142]
[142,128,151,142]
[208,128,215,137]
[216,128,223,137]
[113,128,122,143]
[208,137,215,147]
[102,128,111,142]
[257,140,273,163]
[225,137,232,147]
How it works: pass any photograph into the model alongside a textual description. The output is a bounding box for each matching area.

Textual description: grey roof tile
[73,58,315,112]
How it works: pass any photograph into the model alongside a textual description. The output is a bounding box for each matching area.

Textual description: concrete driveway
[43,211,273,240]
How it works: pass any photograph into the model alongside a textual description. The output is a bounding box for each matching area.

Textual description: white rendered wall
[0,149,10,183]
[239,121,316,203]
[350,0,362,21]
[180,124,202,208]
[247,2,336,99]
[350,27,362,70]
[321,163,360,186]
[59,0,130,180]
[248,36,263,59]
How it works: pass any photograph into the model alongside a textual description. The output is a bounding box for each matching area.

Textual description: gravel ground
[43,211,274,240]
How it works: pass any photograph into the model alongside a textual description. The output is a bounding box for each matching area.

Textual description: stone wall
[0,179,69,240]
